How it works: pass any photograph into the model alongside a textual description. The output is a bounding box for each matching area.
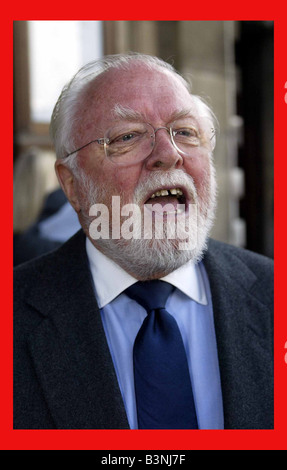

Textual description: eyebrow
[168,108,197,122]
[112,104,197,123]
[112,105,147,121]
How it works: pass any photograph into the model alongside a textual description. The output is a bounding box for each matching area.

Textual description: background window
[28,21,103,123]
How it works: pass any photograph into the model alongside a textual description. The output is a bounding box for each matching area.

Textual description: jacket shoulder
[14,229,85,282]
[206,238,273,305]
[207,238,273,269]
[13,230,88,324]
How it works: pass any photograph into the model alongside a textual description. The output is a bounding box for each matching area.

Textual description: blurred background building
[13,20,274,259]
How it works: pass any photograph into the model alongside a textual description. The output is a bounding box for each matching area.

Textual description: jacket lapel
[26,230,129,429]
[204,240,273,429]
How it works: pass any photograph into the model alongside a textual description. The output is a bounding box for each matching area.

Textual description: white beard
[77,166,217,280]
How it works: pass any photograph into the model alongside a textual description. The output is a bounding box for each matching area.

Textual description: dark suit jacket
[13,230,273,429]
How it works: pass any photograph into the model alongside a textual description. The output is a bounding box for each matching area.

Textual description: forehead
[79,65,200,129]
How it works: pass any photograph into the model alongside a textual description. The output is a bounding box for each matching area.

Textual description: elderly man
[14,53,273,430]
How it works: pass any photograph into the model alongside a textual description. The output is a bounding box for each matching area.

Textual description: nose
[145,127,184,171]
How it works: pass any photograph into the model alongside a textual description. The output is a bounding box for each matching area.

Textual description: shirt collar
[86,238,207,308]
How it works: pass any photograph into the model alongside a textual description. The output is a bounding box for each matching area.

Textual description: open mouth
[144,187,187,214]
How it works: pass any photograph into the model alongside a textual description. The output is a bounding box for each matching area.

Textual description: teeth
[170,188,178,195]
[150,188,183,199]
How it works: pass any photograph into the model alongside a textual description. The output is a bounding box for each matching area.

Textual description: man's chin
[93,235,207,281]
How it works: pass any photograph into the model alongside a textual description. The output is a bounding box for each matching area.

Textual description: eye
[173,127,199,138]
[121,133,137,142]
[109,130,144,146]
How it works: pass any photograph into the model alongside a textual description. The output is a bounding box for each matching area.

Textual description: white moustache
[133,170,198,205]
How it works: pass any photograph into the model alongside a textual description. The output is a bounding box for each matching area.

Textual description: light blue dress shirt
[86,238,224,429]
[38,202,81,241]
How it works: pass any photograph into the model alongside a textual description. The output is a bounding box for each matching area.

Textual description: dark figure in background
[13,188,80,266]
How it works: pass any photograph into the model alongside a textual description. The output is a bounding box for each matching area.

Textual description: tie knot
[125,280,174,312]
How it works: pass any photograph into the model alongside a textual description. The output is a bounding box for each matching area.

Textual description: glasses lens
[171,118,215,155]
[171,120,201,155]
[104,118,216,165]
[105,122,154,164]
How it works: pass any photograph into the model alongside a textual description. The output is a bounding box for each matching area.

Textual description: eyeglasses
[65,119,216,165]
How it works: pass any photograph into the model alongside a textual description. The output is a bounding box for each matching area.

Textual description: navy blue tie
[126,280,198,429]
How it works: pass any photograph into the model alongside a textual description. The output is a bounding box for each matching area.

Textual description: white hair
[49,52,218,168]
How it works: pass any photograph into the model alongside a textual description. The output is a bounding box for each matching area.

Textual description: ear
[55,160,81,213]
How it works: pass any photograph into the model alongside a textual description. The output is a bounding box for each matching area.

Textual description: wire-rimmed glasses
[65,118,216,165]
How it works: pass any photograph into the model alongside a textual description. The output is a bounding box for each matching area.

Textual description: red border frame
[3,5,286,450]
